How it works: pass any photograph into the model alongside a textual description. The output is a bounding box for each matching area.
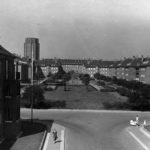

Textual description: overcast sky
[0,0,150,59]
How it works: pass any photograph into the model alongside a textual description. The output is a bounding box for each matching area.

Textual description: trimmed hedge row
[94,73,150,111]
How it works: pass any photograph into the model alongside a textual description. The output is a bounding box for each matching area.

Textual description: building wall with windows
[139,67,146,83]
[125,67,136,81]
[62,64,86,74]
[0,45,20,140]
[116,67,122,79]
[109,68,117,78]
[85,66,98,78]
[41,66,51,77]
[50,66,58,74]
[16,60,29,83]
[139,66,150,84]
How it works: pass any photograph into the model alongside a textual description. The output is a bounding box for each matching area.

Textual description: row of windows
[0,59,15,80]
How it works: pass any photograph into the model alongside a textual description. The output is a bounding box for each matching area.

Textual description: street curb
[60,130,65,150]
[39,130,47,150]
[21,108,142,113]
[42,132,50,150]
[41,122,65,150]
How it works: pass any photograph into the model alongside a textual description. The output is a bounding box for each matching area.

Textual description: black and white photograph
[1,0,150,150]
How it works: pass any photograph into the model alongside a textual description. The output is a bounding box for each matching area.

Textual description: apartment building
[84,63,98,78]
[39,57,150,85]
[139,58,150,84]
[15,57,30,83]
[0,45,20,140]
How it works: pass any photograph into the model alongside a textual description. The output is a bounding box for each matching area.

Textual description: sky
[1,0,150,60]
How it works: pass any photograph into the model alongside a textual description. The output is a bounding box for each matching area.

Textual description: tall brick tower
[24,37,40,60]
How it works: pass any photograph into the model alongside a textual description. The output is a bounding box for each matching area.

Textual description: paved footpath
[43,123,65,150]
[127,126,150,150]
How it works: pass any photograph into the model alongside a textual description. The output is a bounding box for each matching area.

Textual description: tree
[81,74,90,91]
[62,72,71,91]
[94,73,101,80]
[34,66,45,80]
[47,72,52,78]
[54,65,66,80]
[22,85,45,108]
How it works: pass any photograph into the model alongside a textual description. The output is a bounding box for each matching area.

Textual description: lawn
[44,85,127,109]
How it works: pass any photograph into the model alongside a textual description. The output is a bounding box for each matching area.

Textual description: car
[130,120,137,126]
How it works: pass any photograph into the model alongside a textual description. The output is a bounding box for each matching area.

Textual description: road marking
[60,130,65,150]
[140,127,150,139]
[43,132,50,150]
[127,129,149,150]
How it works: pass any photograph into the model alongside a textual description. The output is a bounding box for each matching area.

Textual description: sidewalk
[127,126,150,150]
[42,123,65,150]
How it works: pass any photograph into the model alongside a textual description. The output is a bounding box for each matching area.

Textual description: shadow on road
[0,119,53,150]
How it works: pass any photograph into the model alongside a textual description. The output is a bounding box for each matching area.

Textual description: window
[6,60,8,79]
[0,61,2,78]
[0,109,1,122]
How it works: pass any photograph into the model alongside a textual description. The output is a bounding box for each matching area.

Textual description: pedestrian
[52,129,58,143]
[143,120,146,127]
[136,115,139,126]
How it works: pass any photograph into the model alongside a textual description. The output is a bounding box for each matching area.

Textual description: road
[21,109,150,150]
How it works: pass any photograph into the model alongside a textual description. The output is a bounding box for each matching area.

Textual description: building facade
[24,38,40,60]
[0,45,20,140]
[15,58,30,83]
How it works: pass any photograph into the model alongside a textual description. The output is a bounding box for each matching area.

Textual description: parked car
[130,120,137,126]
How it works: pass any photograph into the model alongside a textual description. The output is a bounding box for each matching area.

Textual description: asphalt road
[21,109,150,150]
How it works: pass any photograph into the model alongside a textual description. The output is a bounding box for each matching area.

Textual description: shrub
[116,87,131,97]
[102,101,129,110]
[97,81,105,86]
[21,85,45,108]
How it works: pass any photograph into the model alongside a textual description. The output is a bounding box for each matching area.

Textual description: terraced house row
[99,57,150,84]
[40,57,150,84]
[16,56,150,85]
[40,58,99,77]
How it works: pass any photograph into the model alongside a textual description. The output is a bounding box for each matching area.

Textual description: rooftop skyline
[0,0,150,60]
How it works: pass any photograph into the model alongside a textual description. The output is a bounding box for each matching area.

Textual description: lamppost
[31,44,34,122]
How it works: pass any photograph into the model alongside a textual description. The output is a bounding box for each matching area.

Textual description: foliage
[54,65,66,80]
[97,80,106,86]
[70,71,79,79]
[81,74,90,85]
[127,92,150,111]
[97,74,150,111]
[94,73,101,80]
[62,72,71,91]
[116,87,131,97]
[62,72,71,82]
[34,66,45,80]
[22,85,45,108]
[47,72,53,77]
[45,101,66,108]
[80,74,90,91]
[102,101,129,110]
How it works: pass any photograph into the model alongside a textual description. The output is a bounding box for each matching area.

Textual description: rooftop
[0,45,16,58]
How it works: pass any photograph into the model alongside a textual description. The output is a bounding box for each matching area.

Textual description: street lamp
[31,44,34,122]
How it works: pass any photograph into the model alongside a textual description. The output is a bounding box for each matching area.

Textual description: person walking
[52,129,58,143]
[136,115,139,126]
[143,120,146,127]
